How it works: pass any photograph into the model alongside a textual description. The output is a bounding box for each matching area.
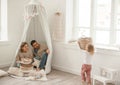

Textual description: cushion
[8,67,23,77]
[0,69,8,77]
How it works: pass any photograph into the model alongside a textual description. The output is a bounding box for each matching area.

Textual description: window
[71,0,120,47]
[0,0,7,41]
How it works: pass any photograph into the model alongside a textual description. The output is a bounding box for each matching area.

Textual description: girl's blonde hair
[86,44,94,55]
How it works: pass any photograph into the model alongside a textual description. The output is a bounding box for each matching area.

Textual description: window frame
[0,0,8,41]
[70,0,120,48]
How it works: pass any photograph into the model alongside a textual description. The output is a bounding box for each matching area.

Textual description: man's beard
[36,44,40,49]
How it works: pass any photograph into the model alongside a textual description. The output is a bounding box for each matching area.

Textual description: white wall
[52,42,120,75]
[0,0,65,67]
[1,0,120,76]
[0,0,25,67]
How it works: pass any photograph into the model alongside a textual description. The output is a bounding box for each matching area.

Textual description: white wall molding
[52,65,80,75]
[0,41,12,46]
[53,41,120,56]
[0,63,11,68]
[96,48,120,56]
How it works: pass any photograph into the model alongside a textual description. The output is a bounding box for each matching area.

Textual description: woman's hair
[20,42,28,52]
[86,44,94,55]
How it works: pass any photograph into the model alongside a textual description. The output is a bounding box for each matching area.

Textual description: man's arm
[42,44,50,54]
[46,49,50,54]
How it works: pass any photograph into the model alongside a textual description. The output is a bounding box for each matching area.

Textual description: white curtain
[10,3,52,74]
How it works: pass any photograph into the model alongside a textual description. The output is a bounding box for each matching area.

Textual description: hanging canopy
[8,1,53,75]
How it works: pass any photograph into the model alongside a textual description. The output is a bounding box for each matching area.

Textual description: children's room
[0,0,120,85]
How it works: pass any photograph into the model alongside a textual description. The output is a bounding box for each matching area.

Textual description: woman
[16,42,33,70]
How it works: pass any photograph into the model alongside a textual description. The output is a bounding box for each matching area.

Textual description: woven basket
[78,37,92,50]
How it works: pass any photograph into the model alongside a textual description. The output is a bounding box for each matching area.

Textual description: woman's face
[22,44,29,52]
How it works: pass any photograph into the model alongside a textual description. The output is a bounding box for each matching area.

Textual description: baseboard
[0,63,11,68]
[52,65,80,75]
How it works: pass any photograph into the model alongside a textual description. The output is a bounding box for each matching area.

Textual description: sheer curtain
[10,2,52,74]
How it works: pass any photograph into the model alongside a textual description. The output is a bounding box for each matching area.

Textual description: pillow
[8,67,23,77]
[0,69,8,77]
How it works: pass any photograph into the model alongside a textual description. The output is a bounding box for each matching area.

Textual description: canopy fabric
[9,3,52,75]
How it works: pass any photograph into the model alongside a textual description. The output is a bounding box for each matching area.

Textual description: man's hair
[31,40,37,46]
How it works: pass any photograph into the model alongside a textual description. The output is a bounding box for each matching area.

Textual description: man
[31,40,50,70]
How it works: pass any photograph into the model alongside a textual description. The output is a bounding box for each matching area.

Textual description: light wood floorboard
[0,67,114,85]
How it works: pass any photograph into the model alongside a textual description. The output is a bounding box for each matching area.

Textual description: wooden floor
[0,67,114,85]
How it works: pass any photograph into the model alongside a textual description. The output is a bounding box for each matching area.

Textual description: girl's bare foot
[87,83,91,85]
[82,80,85,85]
